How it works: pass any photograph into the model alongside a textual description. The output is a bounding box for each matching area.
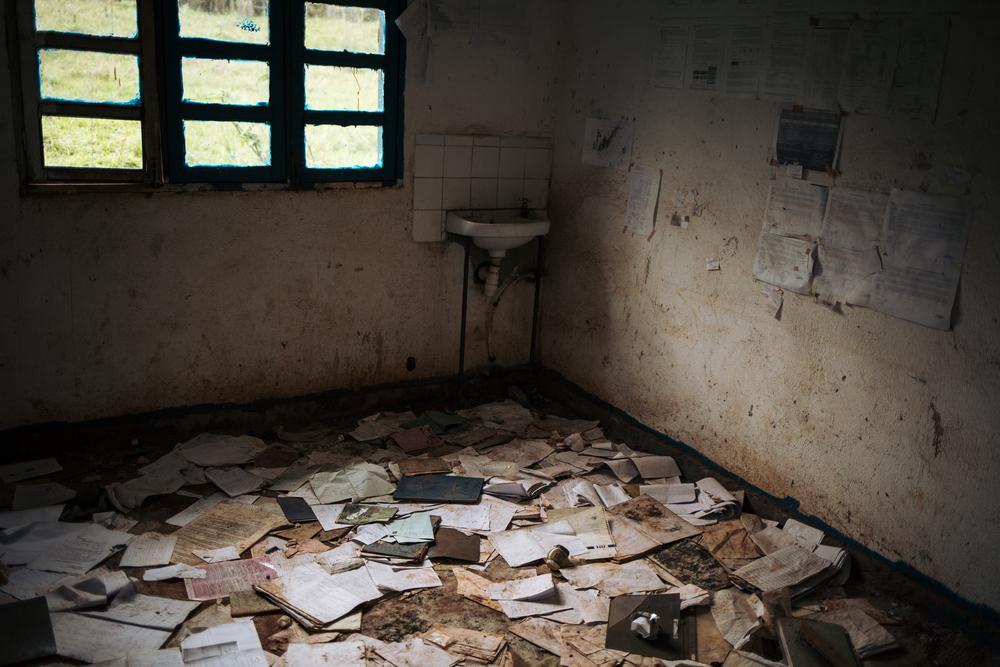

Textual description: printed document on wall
[653,20,689,90]
[581,118,634,169]
[762,16,810,101]
[839,20,899,115]
[625,166,662,236]
[870,190,971,329]
[724,19,766,96]
[685,20,724,91]
[763,178,828,238]
[888,19,948,121]
[803,25,848,110]
[813,188,887,307]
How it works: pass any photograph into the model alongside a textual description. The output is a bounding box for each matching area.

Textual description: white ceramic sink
[446,210,550,257]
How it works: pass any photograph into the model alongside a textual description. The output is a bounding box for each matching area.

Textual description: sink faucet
[519,198,531,217]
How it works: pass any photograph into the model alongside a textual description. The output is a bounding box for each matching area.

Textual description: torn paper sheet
[806,606,898,657]
[375,636,458,667]
[143,564,206,582]
[0,504,65,530]
[753,231,815,295]
[120,532,179,568]
[176,434,267,467]
[488,573,555,602]
[167,492,232,528]
[582,118,633,169]
[560,560,668,597]
[509,617,563,655]
[51,613,171,664]
[641,482,696,505]
[387,511,436,543]
[422,624,505,663]
[366,560,443,592]
[543,506,617,561]
[309,463,395,503]
[170,501,284,566]
[257,562,381,627]
[608,495,702,545]
[45,569,130,612]
[193,547,242,564]
[205,467,265,498]
[0,521,131,574]
[80,585,199,631]
[711,587,766,649]
[349,411,416,442]
[732,544,832,594]
[631,455,681,480]
[762,284,784,318]
[179,619,268,667]
[0,458,62,483]
[183,557,277,601]
[625,166,661,236]
[1,567,69,601]
[12,482,75,510]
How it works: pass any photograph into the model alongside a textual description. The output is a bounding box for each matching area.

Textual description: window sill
[21,180,402,196]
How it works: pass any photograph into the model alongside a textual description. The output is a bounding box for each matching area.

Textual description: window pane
[305,66,383,111]
[39,49,140,105]
[305,125,382,169]
[184,120,270,167]
[42,116,142,169]
[305,4,385,55]
[34,0,137,38]
[178,0,269,45]
[182,58,269,106]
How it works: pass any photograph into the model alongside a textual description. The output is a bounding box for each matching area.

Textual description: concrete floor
[1,370,997,665]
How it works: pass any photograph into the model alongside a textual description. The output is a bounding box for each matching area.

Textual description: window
[12,0,404,187]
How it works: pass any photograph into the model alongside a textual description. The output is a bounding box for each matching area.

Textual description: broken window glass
[305,65,383,112]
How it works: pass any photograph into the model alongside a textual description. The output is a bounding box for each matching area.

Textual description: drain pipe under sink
[486,267,536,363]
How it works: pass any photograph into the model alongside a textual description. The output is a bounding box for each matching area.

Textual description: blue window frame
[161,0,404,185]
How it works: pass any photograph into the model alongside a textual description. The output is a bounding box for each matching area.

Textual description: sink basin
[446,210,550,257]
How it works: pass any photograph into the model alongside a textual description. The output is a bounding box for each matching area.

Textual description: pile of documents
[0,399,900,666]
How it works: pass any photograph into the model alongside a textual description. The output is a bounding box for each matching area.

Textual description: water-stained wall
[0,3,560,427]
[541,0,1000,610]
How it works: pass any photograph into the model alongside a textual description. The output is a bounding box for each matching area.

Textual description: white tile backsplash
[471,146,500,178]
[414,145,444,177]
[412,210,444,242]
[471,178,498,209]
[497,178,524,208]
[443,178,471,209]
[411,134,551,242]
[443,145,472,178]
[499,147,526,178]
[413,177,443,210]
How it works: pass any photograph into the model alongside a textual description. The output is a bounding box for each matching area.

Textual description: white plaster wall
[0,2,561,427]
[541,1,1000,610]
